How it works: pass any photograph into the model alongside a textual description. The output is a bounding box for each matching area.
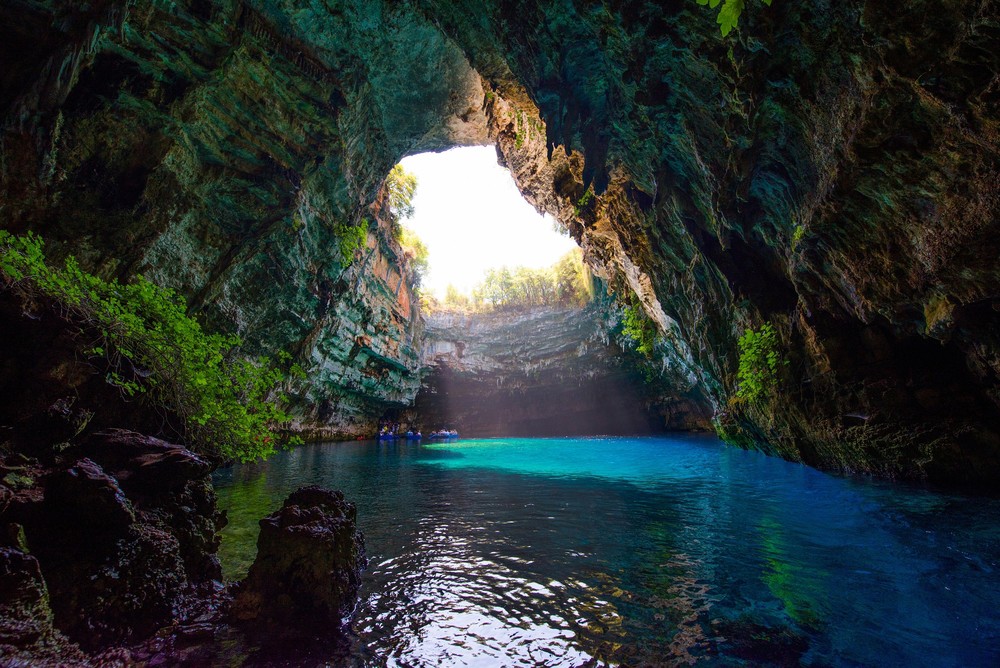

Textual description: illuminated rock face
[2,0,999,484]
[415,304,713,437]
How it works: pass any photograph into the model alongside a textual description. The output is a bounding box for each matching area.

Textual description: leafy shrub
[697,0,773,36]
[399,225,429,285]
[0,231,300,462]
[574,188,595,217]
[620,298,658,358]
[334,218,368,265]
[791,224,805,248]
[385,164,417,221]
[734,322,785,404]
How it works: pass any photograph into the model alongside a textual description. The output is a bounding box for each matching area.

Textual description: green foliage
[553,249,593,304]
[385,164,417,220]
[429,250,592,313]
[697,0,772,36]
[0,231,300,463]
[790,223,809,254]
[399,225,429,285]
[574,188,595,217]
[334,218,368,265]
[791,224,805,248]
[620,297,658,358]
[467,249,592,311]
[440,284,472,311]
[514,111,527,150]
[734,322,785,404]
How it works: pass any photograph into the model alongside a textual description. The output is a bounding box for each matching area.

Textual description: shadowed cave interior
[1,0,999,665]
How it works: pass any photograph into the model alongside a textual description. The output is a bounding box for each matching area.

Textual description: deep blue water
[213,436,1000,667]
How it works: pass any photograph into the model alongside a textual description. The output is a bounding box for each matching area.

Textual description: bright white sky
[398,146,578,299]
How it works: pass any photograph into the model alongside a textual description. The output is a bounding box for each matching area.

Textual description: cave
[1,0,999,665]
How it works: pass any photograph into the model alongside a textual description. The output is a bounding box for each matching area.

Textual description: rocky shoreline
[0,292,366,665]
[0,431,366,666]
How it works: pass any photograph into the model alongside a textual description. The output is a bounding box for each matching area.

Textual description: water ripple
[214,437,1000,667]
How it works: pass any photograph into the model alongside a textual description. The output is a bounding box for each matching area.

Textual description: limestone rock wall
[0,0,485,437]
[415,303,712,437]
[2,0,999,485]
[424,0,1000,486]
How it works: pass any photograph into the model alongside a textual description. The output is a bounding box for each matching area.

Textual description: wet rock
[32,468,188,651]
[713,617,810,667]
[232,486,366,634]
[44,458,135,531]
[8,397,94,459]
[0,547,54,647]
[157,477,225,584]
[0,546,86,664]
[51,523,186,649]
[0,483,11,516]
[416,302,712,436]
[75,430,223,582]
[82,429,214,497]
[6,449,222,652]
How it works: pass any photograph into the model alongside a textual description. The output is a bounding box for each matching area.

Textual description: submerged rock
[713,617,810,667]
[232,486,366,634]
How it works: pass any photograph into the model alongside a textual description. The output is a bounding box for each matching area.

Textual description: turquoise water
[213,436,1000,666]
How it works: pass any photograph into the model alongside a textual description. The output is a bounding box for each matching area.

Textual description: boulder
[0,547,54,647]
[231,486,366,634]
[82,429,214,497]
[44,458,135,531]
[78,430,224,582]
[0,546,87,664]
[27,458,192,649]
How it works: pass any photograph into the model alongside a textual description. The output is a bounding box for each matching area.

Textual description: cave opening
[396,145,579,303]
[385,146,680,438]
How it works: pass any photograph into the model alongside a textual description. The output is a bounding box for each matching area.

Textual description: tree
[385,164,417,220]
[432,249,593,313]
[399,225,428,286]
[554,249,592,305]
[444,284,471,310]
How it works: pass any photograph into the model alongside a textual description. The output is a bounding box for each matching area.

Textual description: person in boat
[415,431,422,440]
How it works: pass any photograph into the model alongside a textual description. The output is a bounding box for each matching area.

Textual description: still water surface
[213,436,1000,666]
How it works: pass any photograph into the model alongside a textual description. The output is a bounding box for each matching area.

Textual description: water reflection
[213,437,1000,667]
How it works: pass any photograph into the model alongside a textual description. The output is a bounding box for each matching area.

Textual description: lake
[213,436,1000,666]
